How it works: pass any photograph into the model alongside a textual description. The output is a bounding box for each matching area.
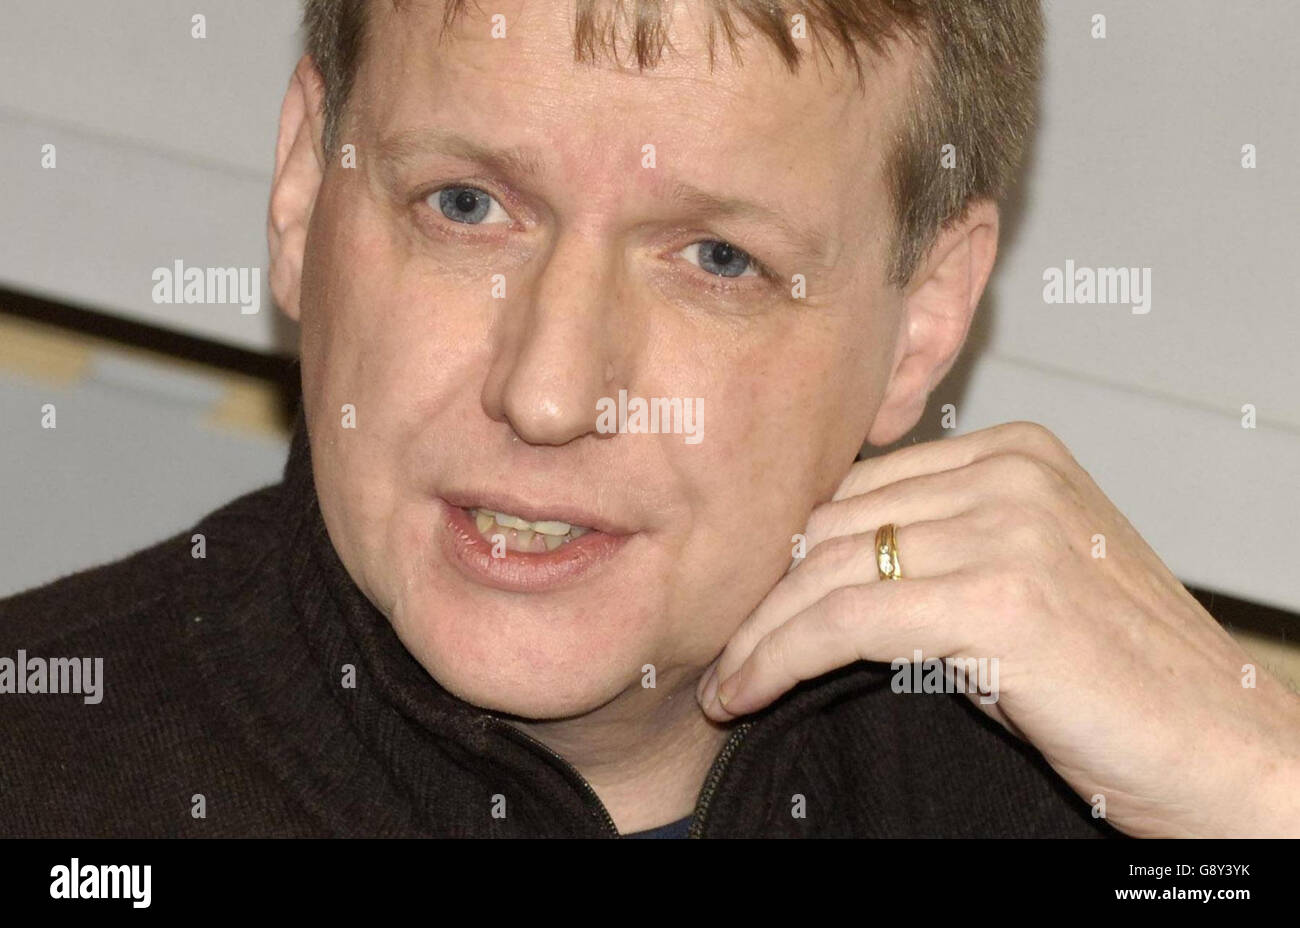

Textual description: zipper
[485,715,621,836]
[687,720,753,838]
[485,714,755,838]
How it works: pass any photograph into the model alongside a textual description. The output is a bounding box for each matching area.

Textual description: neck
[512,674,732,834]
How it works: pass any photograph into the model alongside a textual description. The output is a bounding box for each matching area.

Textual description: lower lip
[437,500,632,593]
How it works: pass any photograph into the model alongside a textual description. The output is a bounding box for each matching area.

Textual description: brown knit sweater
[0,412,1119,837]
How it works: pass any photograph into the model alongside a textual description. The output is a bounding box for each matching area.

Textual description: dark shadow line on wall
[0,285,302,425]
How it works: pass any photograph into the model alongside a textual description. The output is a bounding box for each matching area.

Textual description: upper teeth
[472,509,590,537]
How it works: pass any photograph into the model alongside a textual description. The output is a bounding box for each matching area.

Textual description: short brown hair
[301,0,1043,288]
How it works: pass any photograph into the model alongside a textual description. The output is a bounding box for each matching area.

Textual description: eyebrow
[376,127,833,268]
[377,127,546,183]
[662,180,833,269]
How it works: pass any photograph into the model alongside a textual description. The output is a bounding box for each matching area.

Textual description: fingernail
[717,673,739,709]
[698,664,720,709]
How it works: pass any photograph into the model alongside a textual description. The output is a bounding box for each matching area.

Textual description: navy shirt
[623,815,692,838]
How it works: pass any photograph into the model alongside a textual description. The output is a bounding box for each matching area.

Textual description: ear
[865,199,1000,447]
[268,55,328,323]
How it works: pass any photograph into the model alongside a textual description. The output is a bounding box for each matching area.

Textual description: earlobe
[267,55,327,323]
[865,200,1000,447]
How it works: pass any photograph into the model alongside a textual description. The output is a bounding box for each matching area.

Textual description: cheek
[298,193,445,596]
[304,226,394,385]
[301,191,474,433]
[662,346,856,607]
[723,339,870,495]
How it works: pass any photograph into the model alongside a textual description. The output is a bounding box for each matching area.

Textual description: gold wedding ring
[875,523,903,581]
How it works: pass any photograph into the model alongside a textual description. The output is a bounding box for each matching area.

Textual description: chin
[436,666,628,720]
[387,581,652,720]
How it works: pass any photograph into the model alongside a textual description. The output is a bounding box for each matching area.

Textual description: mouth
[437,495,634,593]
[466,507,594,553]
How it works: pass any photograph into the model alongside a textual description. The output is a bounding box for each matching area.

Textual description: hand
[697,421,1300,836]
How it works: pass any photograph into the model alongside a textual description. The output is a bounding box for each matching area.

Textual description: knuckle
[718,623,760,670]
[1003,420,1066,457]
[986,450,1065,498]
[804,532,870,575]
[802,503,837,546]
[831,458,877,501]
[1003,499,1050,550]
[753,627,794,673]
[821,585,866,635]
[713,640,741,674]
[978,495,1074,581]
[982,566,1046,615]
[979,497,1061,568]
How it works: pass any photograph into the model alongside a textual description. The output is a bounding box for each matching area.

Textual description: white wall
[0,0,300,350]
[0,0,1297,608]
[921,0,1300,610]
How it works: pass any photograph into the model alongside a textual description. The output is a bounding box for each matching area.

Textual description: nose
[480,233,629,446]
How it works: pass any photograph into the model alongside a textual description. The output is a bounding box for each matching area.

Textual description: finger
[809,445,1075,555]
[833,420,1074,502]
[705,574,972,720]
[807,465,983,553]
[715,515,976,690]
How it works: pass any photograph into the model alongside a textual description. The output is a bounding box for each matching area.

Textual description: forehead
[361,0,914,137]
[353,0,917,266]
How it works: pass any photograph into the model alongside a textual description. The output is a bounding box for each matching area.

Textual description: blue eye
[682,240,757,278]
[433,186,509,224]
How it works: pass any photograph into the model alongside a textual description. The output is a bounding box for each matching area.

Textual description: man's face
[295,0,913,717]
